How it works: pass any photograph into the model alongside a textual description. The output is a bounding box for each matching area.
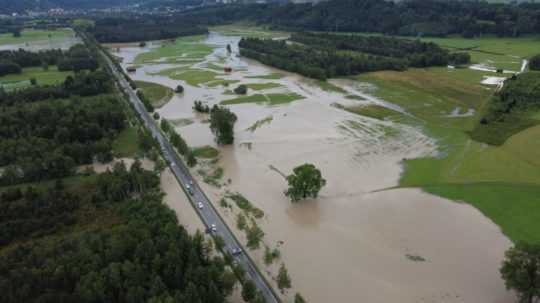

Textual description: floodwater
[114,32,514,303]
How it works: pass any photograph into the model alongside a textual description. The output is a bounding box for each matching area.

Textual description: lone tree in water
[277,263,291,293]
[285,163,326,202]
[209,105,237,145]
[500,243,540,303]
[175,84,184,93]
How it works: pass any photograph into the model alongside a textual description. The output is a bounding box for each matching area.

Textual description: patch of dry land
[112,32,514,302]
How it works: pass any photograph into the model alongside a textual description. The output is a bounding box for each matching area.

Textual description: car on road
[211,224,217,232]
[231,247,242,256]
[198,202,203,209]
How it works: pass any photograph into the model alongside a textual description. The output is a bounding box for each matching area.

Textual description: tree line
[90,16,208,43]
[0,95,125,185]
[289,32,470,67]
[0,44,98,77]
[181,0,540,38]
[0,162,235,303]
[239,37,411,80]
[0,69,111,105]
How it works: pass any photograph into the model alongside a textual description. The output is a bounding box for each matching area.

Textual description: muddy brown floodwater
[113,32,515,303]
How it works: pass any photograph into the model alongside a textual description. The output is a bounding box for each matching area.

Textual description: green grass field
[246,73,285,80]
[156,68,218,87]
[0,66,72,91]
[134,80,173,108]
[192,146,219,158]
[206,79,240,87]
[112,127,140,157]
[210,24,289,39]
[357,66,540,243]
[418,35,540,71]
[245,82,282,91]
[0,28,74,46]
[221,93,304,105]
[134,35,213,64]
[339,104,403,120]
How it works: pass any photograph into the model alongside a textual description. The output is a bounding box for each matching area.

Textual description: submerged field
[356,66,540,244]
[110,26,526,303]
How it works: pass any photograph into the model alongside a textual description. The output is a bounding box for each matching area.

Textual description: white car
[198,202,204,209]
[211,224,217,232]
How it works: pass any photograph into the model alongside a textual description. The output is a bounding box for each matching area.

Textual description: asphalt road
[100,49,279,303]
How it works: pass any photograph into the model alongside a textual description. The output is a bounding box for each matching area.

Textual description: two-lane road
[99,47,279,303]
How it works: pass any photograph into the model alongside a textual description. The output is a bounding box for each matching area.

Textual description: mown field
[0,28,75,46]
[418,35,540,71]
[134,35,213,64]
[357,66,540,244]
[0,66,73,91]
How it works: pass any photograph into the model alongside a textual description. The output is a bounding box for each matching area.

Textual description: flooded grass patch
[405,254,427,262]
[246,72,285,80]
[206,79,239,87]
[226,192,265,219]
[345,94,366,101]
[134,80,173,108]
[160,69,218,87]
[336,103,403,120]
[169,118,194,127]
[313,80,347,94]
[192,146,219,158]
[198,166,224,187]
[245,82,282,91]
[133,35,212,64]
[221,93,304,105]
[246,115,273,132]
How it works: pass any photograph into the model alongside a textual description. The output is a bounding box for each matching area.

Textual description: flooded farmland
[113,32,514,303]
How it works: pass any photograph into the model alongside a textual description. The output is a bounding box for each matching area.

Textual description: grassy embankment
[0,66,73,91]
[419,35,540,71]
[134,80,174,108]
[0,28,74,46]
[356,62,540,243]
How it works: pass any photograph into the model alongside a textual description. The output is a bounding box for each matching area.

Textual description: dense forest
[239,33,467,80]
[471,71,540,145]
[91,17,208,43]
[0,163,235,303]
[0,44,98,77]
[0,30,234,303]
[0,94,124,185]
[182,0,540,37]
